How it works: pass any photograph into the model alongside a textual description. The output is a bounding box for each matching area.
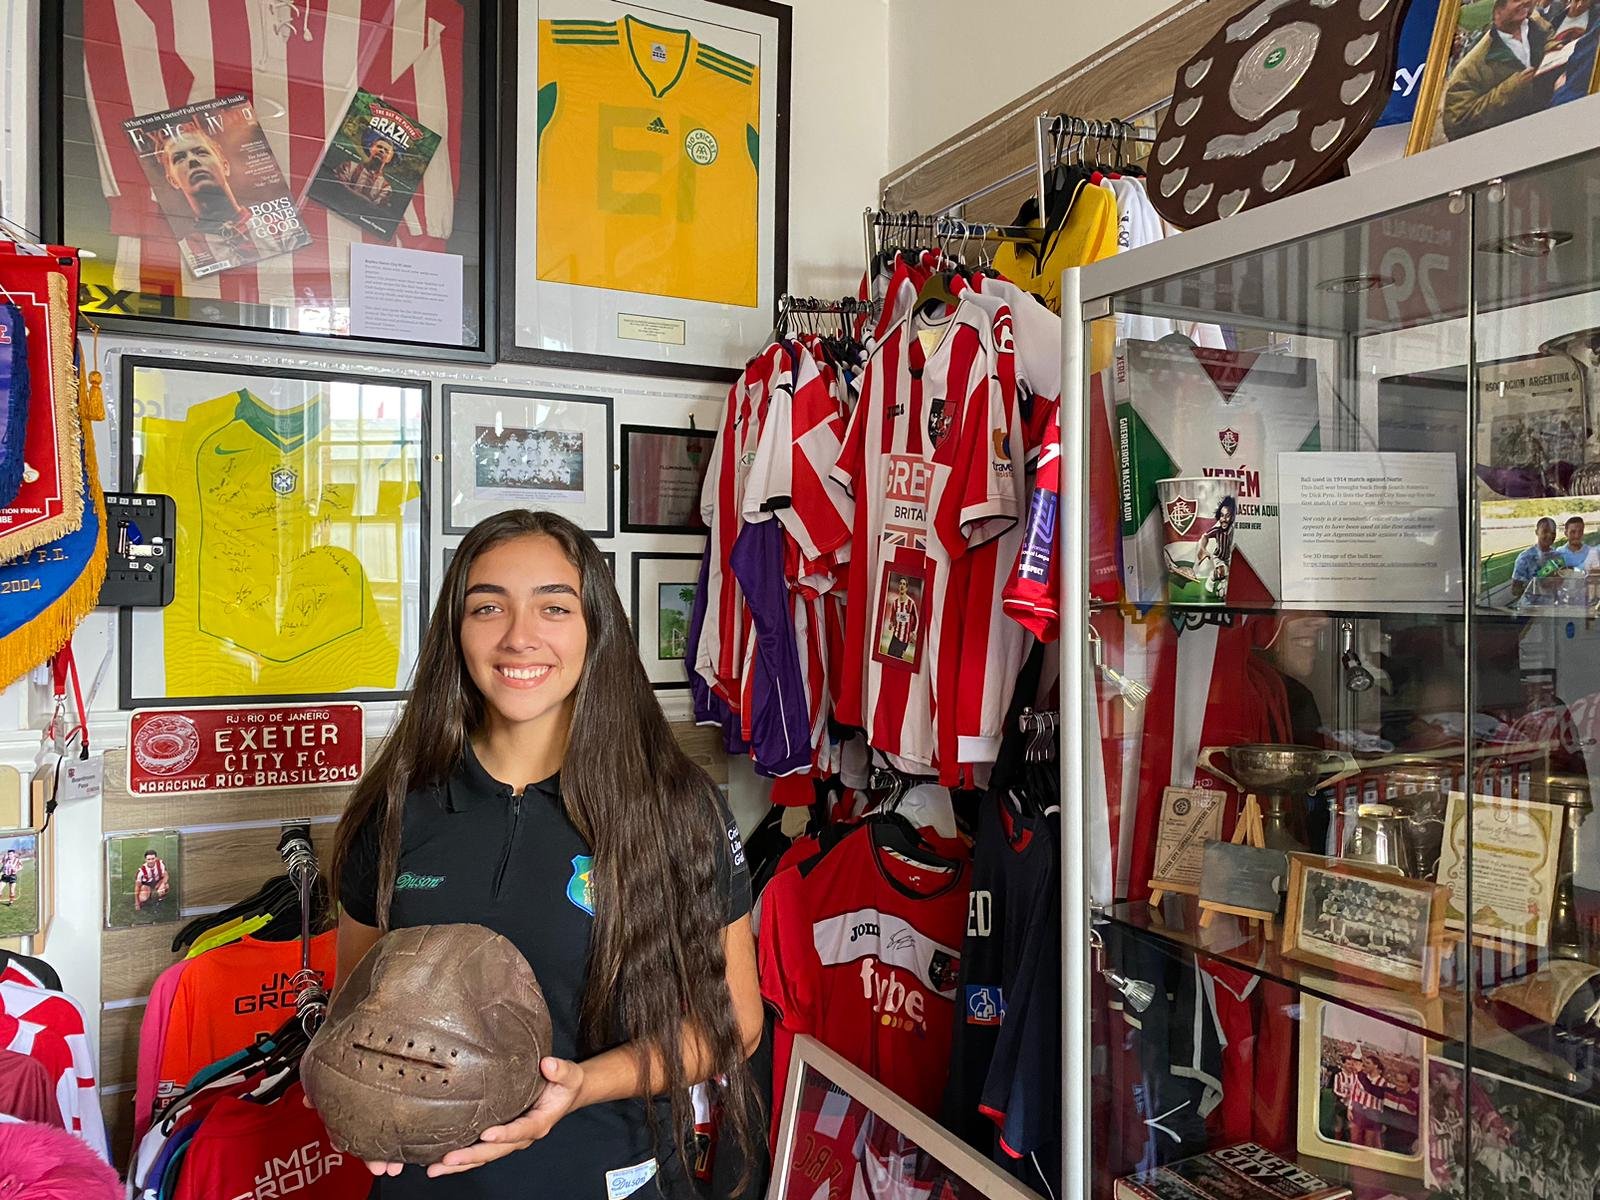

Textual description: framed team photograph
[40,1,497,359]
[1407,0,1600,154]
[1298,994,1428,1179]
[0,830,41,941]
[621,424,716,533]
[504,0,791,379]
[442,386,615,536]
[118,356,428,708]
[1282,855,1450,997]
[631,552,701,689]
[105,830,182,930]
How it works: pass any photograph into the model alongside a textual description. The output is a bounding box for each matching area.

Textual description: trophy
[1197,744,1359,853]
[1375,757,1454,880]
[1536,774,1594,962]
[1343,803,1416,876]
[1541,326,1600,495]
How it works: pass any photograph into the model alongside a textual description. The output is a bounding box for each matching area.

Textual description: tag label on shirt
[966,984,1006,1026]
[605,1158,658,1200]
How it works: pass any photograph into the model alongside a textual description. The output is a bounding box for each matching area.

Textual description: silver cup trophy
[1197,744,1359,853]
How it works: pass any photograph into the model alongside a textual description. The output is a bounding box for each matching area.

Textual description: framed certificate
[620,424,715,533]
[1436,791,1564,946]
[631,552,701,689]
[503,0,791,379]
[442,386,615,537]
[41,1,496,359]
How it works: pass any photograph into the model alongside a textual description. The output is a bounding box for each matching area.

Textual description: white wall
[885,0,1171,169]
[0,0,889,1046]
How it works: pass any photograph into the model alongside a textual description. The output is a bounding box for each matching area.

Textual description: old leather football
[302,924,553,1164]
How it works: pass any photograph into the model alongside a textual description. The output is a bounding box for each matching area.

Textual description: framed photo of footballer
[118,356,428,708]
[1297,993,1428,1179]
[0,830,41,941]
[620,424,716,533]
[442,386,615,537]
[39,1,496,360]
[1406,0,1600,155]
[503,0,791,380]
[631,552,701,689]
[105,830,182,930]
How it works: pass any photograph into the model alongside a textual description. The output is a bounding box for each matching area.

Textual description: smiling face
[1568,518,1586,550]
[459,534,588,736]
[1537,518,1558,551]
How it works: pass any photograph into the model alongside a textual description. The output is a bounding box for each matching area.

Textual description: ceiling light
[1479,229,1573,257]
[1317,273,1391,294]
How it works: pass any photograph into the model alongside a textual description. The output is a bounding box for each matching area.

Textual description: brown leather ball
[302,924,552,1164]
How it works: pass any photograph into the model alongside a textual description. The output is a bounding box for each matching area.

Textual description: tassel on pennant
[80,318,104,422]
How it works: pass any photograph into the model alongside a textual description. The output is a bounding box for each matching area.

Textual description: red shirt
[172,1082,368,1200]
[760,826,970,1139]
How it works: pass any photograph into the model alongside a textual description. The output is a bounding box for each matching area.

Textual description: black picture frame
[440,384,616,537]
[497,0,791,381]
[630,551,702,690]
[620,422,716,534]
[116,355,431,708]
[40,1,498,363]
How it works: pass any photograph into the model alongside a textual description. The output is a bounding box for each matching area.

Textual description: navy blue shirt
[340,744,751,1199]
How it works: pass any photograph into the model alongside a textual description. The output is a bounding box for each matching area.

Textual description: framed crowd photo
[631,552,701,689]
[105,830,182,930]
[39,1,496,360]
[1297,993,1429,1180]
[1407,0,1600,154]
[119,356,428,708]
[1282,855,1450,997]
[503,0,791,380]
[442,386,615,537]
[0,830,42,941]
[620,424,715,533]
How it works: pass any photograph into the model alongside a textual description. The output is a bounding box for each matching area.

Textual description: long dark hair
[331,509,757,1178]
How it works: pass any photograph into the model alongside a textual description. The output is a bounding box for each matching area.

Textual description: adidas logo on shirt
[647,117,669,134]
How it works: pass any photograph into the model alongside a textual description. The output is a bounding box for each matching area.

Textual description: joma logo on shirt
[229,1141,347,1200]
[848,920,880,942]
[395,872,446,891]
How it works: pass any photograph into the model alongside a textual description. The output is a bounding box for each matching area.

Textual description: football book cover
[308,90,442,241]
[123,94,312,279]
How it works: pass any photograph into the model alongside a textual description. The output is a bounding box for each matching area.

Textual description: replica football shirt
[537,14,761,306]
[171,1082,368,1200]
[139,389,415,696]
[0,983,106,1157]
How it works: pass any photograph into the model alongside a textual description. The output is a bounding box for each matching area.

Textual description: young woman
[328,509,763,1195]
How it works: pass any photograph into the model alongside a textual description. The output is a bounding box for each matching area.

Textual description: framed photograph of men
[631,553,701,689]
[40,0,496,358]
[620,424,716,533]
[1297,994,1427,1178]
[503,0,791,379]
[1408,0,1600,153]
[119,357,428,708]
[442,386,615,536]
[105,830,182,930]
[1282,855,1449,996]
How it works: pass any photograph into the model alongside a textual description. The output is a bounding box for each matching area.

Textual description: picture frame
[118,356,428,708]
[442,385,615,537]
[40,1,497,360]
[620,424,716,533]
[1406,0,1600,155]
[0,829,42,941]
[1147,786,1227,903]
[631,552,702,689]
[1196,841,1288,935]
[1436,791,1563,946]
[1298,993,1428,1179]
[1282,854,1449,997]
[105,830,183,930]
[502,0,791,380]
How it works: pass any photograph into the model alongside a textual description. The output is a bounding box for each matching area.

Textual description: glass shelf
[1088,599,1469,621]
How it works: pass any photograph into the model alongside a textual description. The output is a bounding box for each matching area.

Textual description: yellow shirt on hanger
[139,390,415,697]
[535,14,761,307]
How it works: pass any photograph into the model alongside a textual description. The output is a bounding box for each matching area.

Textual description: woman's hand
[425,1057,587,1178]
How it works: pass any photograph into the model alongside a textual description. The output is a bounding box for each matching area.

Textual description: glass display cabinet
[1060,95,1600,1200]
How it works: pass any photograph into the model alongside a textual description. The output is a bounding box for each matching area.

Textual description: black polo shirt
[339,744,751,1200]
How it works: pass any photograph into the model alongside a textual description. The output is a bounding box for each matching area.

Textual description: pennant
[0,259,82,559]
[0,394,107,692]
[0,303,28,508]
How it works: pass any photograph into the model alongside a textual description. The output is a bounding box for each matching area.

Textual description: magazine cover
[123,94,311,279]
[307,90,441,240]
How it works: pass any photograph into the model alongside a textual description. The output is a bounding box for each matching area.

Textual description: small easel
[1196,793,1277,939]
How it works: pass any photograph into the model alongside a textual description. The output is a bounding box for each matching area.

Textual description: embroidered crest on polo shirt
[567,854,595,915]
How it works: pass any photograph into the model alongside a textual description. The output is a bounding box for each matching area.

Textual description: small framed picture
[631,553,702,689]
[1283,854,1449,996]
[0,830,41,939]
[1407,0,1600,154]
[1298,993,1428,1178]
[620,424,716,533]
[106,830,182,929]
[442,386,614,536]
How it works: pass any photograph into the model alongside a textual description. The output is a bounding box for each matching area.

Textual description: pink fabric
[0,1121,120,1198]
[133,959,189,1141]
